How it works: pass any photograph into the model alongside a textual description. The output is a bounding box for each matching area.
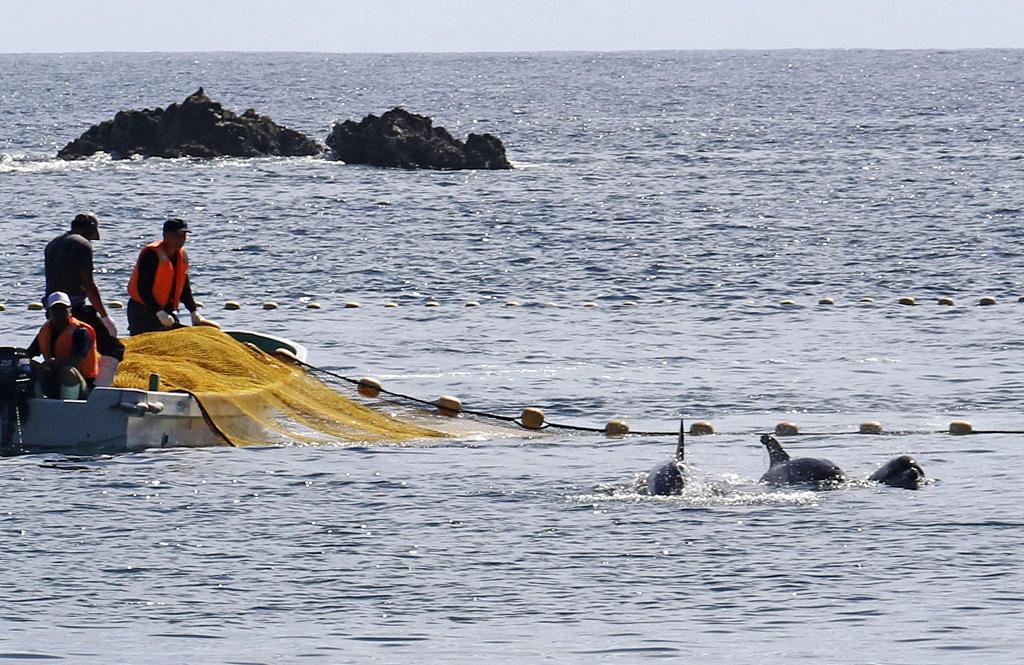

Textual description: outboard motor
[0,347,33,453]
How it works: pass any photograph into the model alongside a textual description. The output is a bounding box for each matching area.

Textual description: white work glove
[191,310,221,329]
[155,310,175,328]
[100,315,118,337]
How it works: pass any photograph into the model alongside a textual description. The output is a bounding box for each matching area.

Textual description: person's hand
[100,315,118,337]
[155,310,175,328]
[191,311,221,329]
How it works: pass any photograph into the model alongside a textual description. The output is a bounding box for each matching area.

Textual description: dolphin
[868,455,925,489]
[646,457,684,496]
[646,421,687,496]
[759,434,846,486]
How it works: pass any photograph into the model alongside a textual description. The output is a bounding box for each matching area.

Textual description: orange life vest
[38,316,99,379]
[127,240,190,310]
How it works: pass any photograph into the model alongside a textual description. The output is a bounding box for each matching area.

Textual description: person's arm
[82,276,108,318]
[26,336,40,358]
[180,276,197,312]
[66,326,92,366]
[181,274,220,328]
[81,248,118,336]
[78,246,108,318]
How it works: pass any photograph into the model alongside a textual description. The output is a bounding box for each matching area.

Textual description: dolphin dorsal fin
[760,434,790,466]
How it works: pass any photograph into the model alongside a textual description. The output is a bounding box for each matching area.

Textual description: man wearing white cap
[26,292,99,399]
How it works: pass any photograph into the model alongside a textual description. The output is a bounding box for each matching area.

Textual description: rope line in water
[287,358,1024,439]
[63,295,1024,311]
[756,429,1024,437]
[291,357,679,437]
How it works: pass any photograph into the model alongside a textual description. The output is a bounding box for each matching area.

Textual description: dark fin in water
[647,421,687,496]
[760,434,790,467]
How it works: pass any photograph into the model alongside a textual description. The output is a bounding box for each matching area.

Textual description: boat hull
[1,330,305,455]
[3,387,229,456]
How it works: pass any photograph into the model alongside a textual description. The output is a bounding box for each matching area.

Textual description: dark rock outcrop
[58,88,322,160]
[326,108,512,170]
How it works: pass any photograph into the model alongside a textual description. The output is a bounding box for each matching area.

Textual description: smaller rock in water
[57,88,323,160]
[326,107,512,170]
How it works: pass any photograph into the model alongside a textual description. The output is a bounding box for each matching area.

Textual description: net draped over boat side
[113,326,446,445]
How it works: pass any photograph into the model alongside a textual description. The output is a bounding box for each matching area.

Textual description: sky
[4,0,1024,53]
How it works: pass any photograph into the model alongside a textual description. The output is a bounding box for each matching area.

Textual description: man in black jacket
[44,212,125,386]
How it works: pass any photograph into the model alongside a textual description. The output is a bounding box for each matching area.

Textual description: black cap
[71,212,100,240]
[163,218,189,234]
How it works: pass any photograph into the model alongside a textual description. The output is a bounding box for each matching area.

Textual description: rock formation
[57,88,322,160]
[326,108,512,170]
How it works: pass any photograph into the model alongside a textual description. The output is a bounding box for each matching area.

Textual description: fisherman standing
[44,212,124,386]
[126,218,219,336]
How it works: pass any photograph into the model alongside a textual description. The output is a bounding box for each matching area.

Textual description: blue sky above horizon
[5,0,1024,53]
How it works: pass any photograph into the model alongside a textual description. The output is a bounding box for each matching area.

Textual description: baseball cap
[163,218,189,234]
[72,212,100,240]
[45,292,72,310]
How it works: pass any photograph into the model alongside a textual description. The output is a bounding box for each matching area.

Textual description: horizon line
[3,46,1023,57]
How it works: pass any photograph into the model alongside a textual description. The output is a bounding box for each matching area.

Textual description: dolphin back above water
[868,455,926,489]
[646,459,684,495]
[644,426,923,495]
[646,422,687,496]
[759,434,846,486]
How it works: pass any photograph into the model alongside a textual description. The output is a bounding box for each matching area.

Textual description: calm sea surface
[1,50,1023,663]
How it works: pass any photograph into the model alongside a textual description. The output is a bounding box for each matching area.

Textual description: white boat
[0,330,307,456]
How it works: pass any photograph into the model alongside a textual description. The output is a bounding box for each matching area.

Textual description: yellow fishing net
[113,326,447,446]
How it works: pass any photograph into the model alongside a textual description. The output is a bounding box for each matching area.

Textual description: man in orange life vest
[126,218,219,336]
[26,291,99,399]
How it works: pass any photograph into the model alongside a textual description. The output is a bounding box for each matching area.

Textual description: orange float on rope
[605,419,630,437]
[689,421,715,436]
[859,421,883,434]
[521,408,545,429]
[774,421,799,436]
[357,377,382,398]
[948,420,973,435]
[436,395,462,416]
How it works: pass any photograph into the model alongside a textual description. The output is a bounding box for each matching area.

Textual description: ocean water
[1,50,1023,663]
